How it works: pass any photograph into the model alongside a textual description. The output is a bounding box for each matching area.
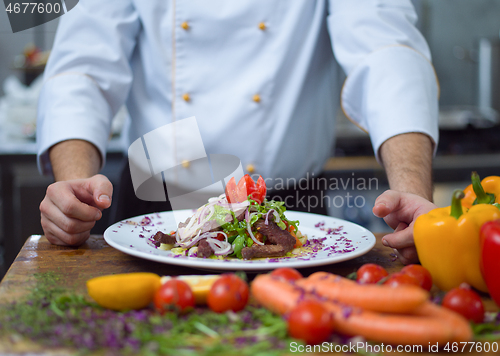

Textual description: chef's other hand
[372,190,437,265]
[40,174,113,246]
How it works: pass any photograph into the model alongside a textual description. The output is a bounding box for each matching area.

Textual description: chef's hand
[372,190,437,265]
[40,174,113,246]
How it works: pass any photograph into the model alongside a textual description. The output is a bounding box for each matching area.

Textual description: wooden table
[0,234,498,355]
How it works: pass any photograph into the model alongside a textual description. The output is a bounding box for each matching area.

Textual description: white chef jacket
[37,0,439,184]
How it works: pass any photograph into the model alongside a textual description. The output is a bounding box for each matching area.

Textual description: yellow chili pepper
[414,190,500,292]
[462,172,500,209]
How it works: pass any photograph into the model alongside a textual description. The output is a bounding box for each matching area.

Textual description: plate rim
[103,209,376,271]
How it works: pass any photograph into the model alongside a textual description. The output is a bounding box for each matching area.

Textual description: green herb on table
[0,272,297,355]
[471,312,500,341]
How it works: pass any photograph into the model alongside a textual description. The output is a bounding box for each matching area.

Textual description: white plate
[103,210,376,271]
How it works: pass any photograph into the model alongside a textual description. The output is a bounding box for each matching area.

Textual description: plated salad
[151,175,306,260]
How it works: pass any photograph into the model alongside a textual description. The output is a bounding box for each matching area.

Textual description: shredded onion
[264,209,272,225]
[272,210,281,224]
[173,194,253,255]
[178,194,239,239]
[208,194,226,203]
[178,200,219,243]
[198,205,208,225]
[177,229,203,248]
[201,205,215,224]
[206,237,233,255]
[246,209,264,246]
[219,201,250,211]
[214,231,228,241]
[265,209,280,225]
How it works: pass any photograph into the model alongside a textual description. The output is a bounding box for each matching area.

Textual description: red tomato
[250,176,267,204]
[237,175,249,199]
[215,233,225,241]
[154,279,195,314]
[207,274,249,313]
[225,177,247,204]
[288,300,334,345]
[356,263,389,284]
[225,175,267,204]
[442,285,484,323]
[270,268,303,282]
[383,272,421,288]
[254,232,265,243]
[401,264,433,291]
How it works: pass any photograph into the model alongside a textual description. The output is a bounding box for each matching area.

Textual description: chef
[37,0,439,264]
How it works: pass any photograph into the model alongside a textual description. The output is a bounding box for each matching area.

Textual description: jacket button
[181,21,189,30]
[182,93,191,102]
[252,94,261,103]
[181,160,190,168]
[258,22,266,30]
[246,164,255,173]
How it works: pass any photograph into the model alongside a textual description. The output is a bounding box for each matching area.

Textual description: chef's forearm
[379,133,434,201]
[49,139,102,181]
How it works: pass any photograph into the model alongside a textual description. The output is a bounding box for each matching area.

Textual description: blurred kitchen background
[1,0,500,277]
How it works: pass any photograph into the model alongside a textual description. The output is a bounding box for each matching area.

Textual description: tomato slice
[237,175,249,198]
[252,176,267,204]
[244,175,267,204]
[225,175,267,204]
[225,177,237,204]
[242,175,256,196]
[225,177,247,203]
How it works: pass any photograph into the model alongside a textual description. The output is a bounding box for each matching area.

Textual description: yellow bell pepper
[414,190,500,292]
[462,172,500,209]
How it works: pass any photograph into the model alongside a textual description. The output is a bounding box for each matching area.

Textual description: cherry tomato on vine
[383,272,421,288]
[356,263,388,284]
[287,300,334,345]
[154,279,195,314]
[270,268,303,282]
[401,264,433,291]
[207,274,249,313]
[442,285,484,323]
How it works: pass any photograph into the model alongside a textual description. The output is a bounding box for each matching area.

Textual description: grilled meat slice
[241,220,296,260]
[241,244,286,259]
[197,239,214,258]
[151,231,176,247]
[254,219,296,252]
